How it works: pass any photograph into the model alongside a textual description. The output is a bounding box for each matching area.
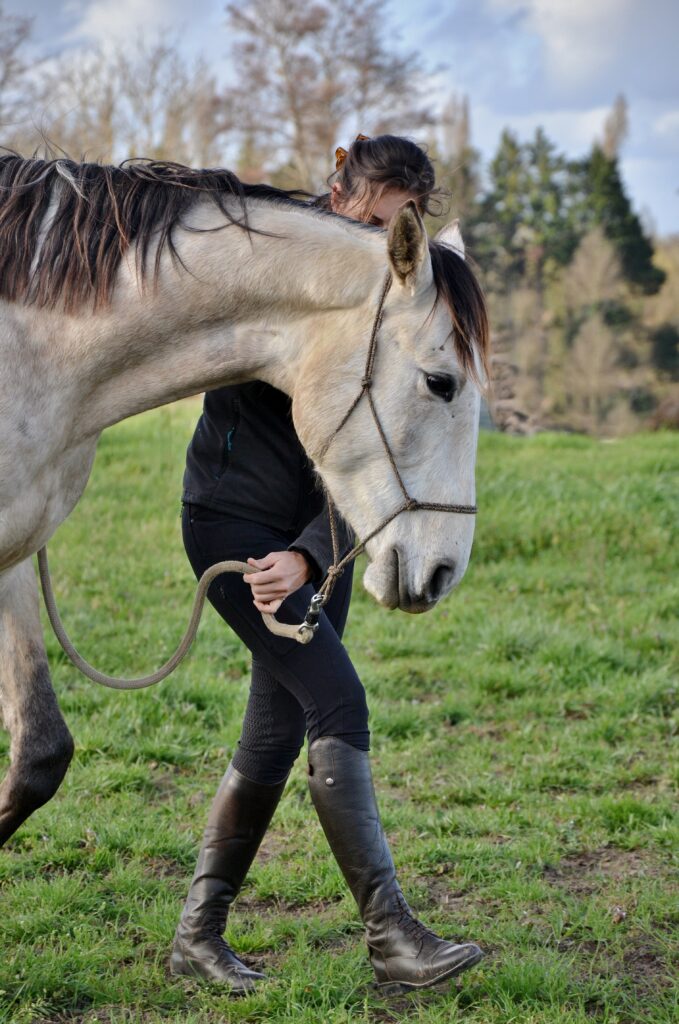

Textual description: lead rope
[37,548,319,693]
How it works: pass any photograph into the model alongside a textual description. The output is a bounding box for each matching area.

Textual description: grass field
[1,404,677,1024]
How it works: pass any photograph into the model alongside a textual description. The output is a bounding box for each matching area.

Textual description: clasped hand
[244,550,311,613]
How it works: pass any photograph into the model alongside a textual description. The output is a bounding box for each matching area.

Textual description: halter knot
[405,498,419,511]
[361,375,373,389]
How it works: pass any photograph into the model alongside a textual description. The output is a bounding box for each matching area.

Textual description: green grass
[1,404,677,1024]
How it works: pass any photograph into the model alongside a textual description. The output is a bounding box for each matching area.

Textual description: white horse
[0,157,489,844]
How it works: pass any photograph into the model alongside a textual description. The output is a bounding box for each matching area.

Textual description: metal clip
[297,593,324,644]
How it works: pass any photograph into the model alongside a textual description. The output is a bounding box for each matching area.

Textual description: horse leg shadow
[0,558,74,847]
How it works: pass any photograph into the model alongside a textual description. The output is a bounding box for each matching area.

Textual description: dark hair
[329,134,446,218]
[429,241,490,386]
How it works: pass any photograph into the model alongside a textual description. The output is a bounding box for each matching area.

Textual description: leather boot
[307,736,484,993]
[170,765,285,991]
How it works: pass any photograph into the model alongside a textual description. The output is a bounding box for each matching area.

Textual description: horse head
[292,202,489,613]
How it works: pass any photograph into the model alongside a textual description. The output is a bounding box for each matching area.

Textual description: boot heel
[374,980,413,996]
[369,953,412,995]
[170,949,193,978]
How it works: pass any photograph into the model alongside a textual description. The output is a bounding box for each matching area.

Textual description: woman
[172,135,484,993]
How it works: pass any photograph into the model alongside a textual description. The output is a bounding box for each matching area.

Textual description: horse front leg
[0,559,74,846]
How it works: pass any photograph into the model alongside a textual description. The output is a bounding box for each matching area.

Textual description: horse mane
[0,153,489,381]
[0,154,311,313]
[428,241,490,385]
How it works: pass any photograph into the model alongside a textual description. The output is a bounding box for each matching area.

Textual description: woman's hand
[244,550,312,613]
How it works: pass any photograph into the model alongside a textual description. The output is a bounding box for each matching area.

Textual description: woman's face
[331,183,417,227]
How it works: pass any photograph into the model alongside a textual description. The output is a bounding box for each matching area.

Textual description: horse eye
[426,373,456,402]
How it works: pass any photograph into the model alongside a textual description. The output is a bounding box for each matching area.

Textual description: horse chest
[0,436,97,574]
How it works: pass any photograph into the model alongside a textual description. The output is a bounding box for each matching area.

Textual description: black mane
[0,152,489,380]
[0,154,312,311]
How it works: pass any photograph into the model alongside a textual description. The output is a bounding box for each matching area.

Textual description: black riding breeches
[182,504,369,784]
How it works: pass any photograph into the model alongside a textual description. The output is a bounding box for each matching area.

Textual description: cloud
[653,110,679,148]
[65,0,205,44]
[63,0,224,62]
[419,0,679,115]
[490,0,627,85]
[621,155,679,235]
[489,0,679,103]
[417,0,540,105]
[2,0,77,54]
[4,0,222,57]
[472,101,611,154]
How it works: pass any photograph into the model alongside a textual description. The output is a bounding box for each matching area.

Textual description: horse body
[0,160,488,844]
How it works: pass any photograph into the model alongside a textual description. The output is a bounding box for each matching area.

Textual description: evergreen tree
[474,128,580,289]
[473,125,669,434]
[474,128,525,286]
[650,324,679,378]
[582,146,665,295]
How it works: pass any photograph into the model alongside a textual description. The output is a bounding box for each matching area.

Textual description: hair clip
[335,134,371,170]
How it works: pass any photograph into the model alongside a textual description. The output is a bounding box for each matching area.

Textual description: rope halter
[298,270,478,639]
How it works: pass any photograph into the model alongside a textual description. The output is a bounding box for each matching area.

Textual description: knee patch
[234,663,305,785]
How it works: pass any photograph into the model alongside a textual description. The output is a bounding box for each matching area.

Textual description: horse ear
[435,218,465,260]
[387,200,433,296]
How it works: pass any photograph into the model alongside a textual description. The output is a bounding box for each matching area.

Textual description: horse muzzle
[362,547,461,613]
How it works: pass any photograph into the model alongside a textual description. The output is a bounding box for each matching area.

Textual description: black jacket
[183,382,351,582]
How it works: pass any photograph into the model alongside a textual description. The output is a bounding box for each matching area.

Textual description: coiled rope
[37,547,315,691]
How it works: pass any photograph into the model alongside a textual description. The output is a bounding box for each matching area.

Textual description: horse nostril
[429,562,456,601]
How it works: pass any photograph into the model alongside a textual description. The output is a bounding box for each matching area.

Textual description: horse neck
[58,201,386,437]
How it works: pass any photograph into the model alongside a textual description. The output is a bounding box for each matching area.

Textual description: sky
[5,0,678,235]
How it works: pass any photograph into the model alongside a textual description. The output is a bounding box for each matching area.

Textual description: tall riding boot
[307,736,484,994]
[171,765,286,991]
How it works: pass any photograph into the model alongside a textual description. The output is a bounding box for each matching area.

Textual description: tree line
[432,102,678,434]
[1,0,676,434]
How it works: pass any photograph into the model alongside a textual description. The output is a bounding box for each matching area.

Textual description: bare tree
[564,313,620,432]
[189,62,229,167]
[0,5,35,142]
[563,226,624,312]
[501,285,549,422]
[30,50,118,161]
[113,40,228,164]
[25,38,228,165]
[2,1,433,187]
[644,239,679,329]
[223,0,433,189]
[427,92,481,230]
[558,228,654,433]
[441,93,470,162]
[602,93,628,159]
